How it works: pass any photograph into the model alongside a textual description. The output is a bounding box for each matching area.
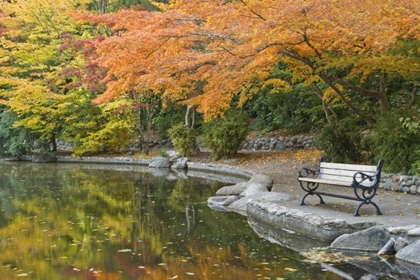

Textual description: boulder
[171,157,189,169]
[239,174,273,197]
[216,182,248,196]
[148,156,171,168]
[396,239,420,265]
[240,182,269,197]
[331,226,391,252]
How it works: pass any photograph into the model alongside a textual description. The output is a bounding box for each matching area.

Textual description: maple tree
[0,0,76,151]
[0,0,157,155]
[75,0,420,124]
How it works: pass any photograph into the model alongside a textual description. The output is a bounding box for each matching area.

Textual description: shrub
[203,109,250,160]
[315,119,363,163]
[401,112,420,175]
[0,109,34,157]
[168,123,198,157]
[374,112,420,174]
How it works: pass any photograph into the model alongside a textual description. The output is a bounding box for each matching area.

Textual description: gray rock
[388,225,419,235]
[396,239,420,265]
[169,154,180,163]
[275,142,286,151]
[240,182,269,197]
[207,196,238,206]
[331,226,391,252]
[382,178,392,190]
[247,200,364,241]
[408,227,420,237]
[216,182,248,196]
[395,259,420,280]
[401,186,410,193]
[148,156,171,168]
[394,236,411,252]
[399,175,410,182]
[248,173,273,190]
[229,193,294,213]
[171,157,188,169]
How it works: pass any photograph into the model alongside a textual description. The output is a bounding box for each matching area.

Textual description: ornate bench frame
[297,157,384,216]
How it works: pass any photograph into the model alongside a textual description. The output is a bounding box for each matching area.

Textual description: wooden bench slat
[299,176,374,187]
[319,168,376,178]
[320,162,377,172]
[298,177,351,186]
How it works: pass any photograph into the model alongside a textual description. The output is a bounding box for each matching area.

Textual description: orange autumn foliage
[74,0,420,121]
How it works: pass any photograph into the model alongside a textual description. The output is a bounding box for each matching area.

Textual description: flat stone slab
[228,193,294,214]
[246,200,375,242]
[396,239,420,265]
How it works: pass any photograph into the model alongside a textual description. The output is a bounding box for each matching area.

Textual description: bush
[374,112,420,174]
[203,109,250,160]
[401,112,420,175]
[244,86,323,134]
[315,119,363,163]
[168,123,198,157]
[0,109,34,157]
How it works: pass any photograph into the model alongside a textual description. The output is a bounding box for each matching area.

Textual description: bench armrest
[352,171,378,188]
[298,167,319,179]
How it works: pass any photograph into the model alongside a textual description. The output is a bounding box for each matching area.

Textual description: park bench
[297,157,384,216]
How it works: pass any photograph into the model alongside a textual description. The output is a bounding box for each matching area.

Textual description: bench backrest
[318,162,379,185]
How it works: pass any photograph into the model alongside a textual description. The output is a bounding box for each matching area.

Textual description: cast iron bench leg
[354,201,383,217]
[300,192,325,206]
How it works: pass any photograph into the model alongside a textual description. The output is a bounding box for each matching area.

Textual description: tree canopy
[1,0,420,171]
[75,0,420,121]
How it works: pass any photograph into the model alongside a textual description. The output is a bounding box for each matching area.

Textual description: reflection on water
[0,162,387,279]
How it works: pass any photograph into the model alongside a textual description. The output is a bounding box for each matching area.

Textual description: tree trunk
[310,83,337,125]
[50,134,57,152]
[185,104,195,128]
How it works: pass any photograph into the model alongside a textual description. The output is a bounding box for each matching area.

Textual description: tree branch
[240,0,266,21]
[319,73,375,125]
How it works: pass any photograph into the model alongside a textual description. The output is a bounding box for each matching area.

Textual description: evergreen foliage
[203,109,250,160]
[153,101,188,139]
[168,123,198,157]
[0,108,34,157]
[374,111,420,174]
[315,119,364,163]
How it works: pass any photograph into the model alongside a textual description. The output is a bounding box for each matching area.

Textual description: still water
[0,162,405,279]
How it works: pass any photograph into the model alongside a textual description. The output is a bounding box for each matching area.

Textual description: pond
[0,161,411,279]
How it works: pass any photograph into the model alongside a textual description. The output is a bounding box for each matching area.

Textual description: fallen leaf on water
[284,267,297,272]
[117,249,132,252]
